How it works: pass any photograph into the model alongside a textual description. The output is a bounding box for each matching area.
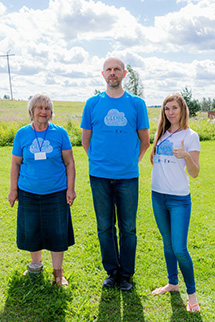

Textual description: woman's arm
[62,149,76,206]
[8,155,23,207]
[173,140,200,178]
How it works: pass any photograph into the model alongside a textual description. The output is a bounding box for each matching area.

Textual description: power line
[0,49,15,100]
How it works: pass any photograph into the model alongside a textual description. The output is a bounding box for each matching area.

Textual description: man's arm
[82,129,92,156]
[138,128,150,162]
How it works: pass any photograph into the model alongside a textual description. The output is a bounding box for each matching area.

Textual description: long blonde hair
[150,93,189,164]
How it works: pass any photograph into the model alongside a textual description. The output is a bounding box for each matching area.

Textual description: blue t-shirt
[12,123,72,194]
[81,91,149,179]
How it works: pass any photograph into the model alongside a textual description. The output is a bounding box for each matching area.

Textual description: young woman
[8,94,76,287]
[150,93,200,312]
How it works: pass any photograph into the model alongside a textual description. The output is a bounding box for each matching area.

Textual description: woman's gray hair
[28,94,54,121]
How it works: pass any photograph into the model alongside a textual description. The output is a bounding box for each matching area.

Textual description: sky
[0,0,214,105]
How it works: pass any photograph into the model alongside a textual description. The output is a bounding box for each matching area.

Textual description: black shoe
[102,273,118,288]
[119,276,133,291]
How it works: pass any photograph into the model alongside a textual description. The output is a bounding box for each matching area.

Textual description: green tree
[181,87,201,117]
[212,99,215,111]
[124,64,144,98]
[201,97,213,112]
[94,89,101,95]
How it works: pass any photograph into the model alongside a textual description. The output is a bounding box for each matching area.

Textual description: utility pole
[0,50,15,100]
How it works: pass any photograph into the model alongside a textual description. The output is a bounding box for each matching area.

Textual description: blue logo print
[30,138,53,154]
[157,140,173,156]
[104,109,127,126]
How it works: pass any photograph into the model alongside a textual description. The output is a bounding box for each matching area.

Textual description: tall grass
[0,101,215,146]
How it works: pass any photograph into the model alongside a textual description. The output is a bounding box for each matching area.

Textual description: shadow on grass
[0,270,72,322]
[121,284,145,322]
[97,287,121,322]
[97,284,145,322]
[170,292,203,322]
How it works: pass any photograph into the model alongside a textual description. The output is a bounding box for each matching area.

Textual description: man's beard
[108,79,121,88]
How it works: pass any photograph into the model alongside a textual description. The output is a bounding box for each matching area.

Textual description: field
[0,99,215,147]
[0,100,215,321]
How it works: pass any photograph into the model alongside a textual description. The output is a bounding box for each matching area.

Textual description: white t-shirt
[151,128,200,196]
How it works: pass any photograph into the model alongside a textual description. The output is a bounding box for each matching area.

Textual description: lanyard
[32,123,49,152]
[157,127,181,148]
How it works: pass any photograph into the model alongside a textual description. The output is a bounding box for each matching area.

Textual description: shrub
[189,118,215,141]
[0,122,27,146]
[66,119,82,146]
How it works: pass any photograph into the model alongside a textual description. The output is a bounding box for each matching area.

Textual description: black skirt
[17,189,75,252]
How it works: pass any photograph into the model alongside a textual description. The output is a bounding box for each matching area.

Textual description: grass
[0,141,215,321]
[0,100,85,147]
[0,100,215,146]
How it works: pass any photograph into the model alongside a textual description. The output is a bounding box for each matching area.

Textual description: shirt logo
[30,138,53,154]
[104,109,127,126]
[157,140,174,156]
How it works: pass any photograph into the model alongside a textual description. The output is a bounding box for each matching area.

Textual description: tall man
[81,57,150,291]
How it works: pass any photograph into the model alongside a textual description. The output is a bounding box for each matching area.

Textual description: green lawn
[0,141,214,321]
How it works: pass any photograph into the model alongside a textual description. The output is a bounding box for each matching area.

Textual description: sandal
[187,302,200,313]
[152,287,168,295]
[53,268,69,287]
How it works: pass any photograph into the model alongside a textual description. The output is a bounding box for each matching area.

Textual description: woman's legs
[30,250,42,262]
[152,191,199,311]
[168,194,195,295]
[152,191,196,293]
[152,191,179,287]
[51,251,68,286]
[28,250,64,270]
[23,250,42,276]
[51,251,64,270]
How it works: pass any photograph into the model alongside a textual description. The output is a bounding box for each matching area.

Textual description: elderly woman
[8,94,76,287]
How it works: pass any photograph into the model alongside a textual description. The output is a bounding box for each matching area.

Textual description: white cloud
[176,0,199,3]
[49,0,118,40]
[0,2,6,15]
[0,0,214,104]
[150,0,215,53]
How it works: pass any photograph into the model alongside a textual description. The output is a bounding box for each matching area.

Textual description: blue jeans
[152,191,196,294]
[90,176,138,277]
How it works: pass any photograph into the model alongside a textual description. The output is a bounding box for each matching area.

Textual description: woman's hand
[8,190,18,207]
[172,140,188,159]
[173,140,200,178]
[66,189,77,206]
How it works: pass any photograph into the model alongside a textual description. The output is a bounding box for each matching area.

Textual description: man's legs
[90,176,138,290]
[115,178,138,278]
[90,176,120,276]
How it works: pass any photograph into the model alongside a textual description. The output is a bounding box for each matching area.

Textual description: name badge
[34,152,46,160]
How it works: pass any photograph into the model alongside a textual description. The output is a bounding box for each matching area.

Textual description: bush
[189,118,215,141]
[65,119,82,146]
[0,122,27,146]
[0,119,82,147]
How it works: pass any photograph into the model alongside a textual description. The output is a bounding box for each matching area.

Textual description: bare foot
[187,293,200,312]
[152,284,179,295]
